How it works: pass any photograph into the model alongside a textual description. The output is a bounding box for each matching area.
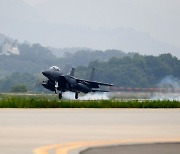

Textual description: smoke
[151,75,180,101]
[79,92,109,100]
[151,93,180,101]
[63,92,110,100]
[158,75,180,90]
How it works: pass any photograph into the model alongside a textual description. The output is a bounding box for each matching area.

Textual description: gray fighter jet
[42,66,113,99]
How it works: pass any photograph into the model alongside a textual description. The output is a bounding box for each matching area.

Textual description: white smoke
[79,92,109,100]
[62,92,110,100]
[151,75,180,101]
[62,92,75,100]
[158,75,180,90]
[151,93,180,101]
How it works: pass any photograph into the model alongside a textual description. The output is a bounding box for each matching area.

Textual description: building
[0,39,20,55]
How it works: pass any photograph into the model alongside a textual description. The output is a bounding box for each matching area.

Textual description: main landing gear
[58,92,79,100]
[58,92,62,99]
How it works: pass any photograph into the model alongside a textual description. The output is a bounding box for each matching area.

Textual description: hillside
[0,51,180,92]
[75,53,180,88]
[0,43,57,76]
[1,0,180,57]
[0,36,132,76]
[0,35,180,93]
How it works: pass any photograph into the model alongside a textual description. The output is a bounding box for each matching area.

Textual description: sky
[1,0,179,57]
[21,0,180,49]
[22,0,47,5]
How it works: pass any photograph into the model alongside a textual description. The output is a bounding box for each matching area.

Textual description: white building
[0,39,20,55]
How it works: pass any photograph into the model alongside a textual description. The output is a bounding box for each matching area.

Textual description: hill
[1,0,180,57]
[0,51,180,92]
[75,53,180,88]
[0,35,180,92]
[0,35,132,76]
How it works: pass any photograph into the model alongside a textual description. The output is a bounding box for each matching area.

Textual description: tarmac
[0,109,180,154]
[81,143,180,154]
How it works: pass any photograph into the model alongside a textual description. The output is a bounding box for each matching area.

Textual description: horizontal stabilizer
[91,89,110,92]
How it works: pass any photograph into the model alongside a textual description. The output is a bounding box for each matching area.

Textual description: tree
[75,53,180,87]
[10,84,28,93]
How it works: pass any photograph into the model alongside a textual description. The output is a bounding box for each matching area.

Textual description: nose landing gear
[75,92,78,99]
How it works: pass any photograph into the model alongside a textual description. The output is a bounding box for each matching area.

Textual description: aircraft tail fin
[89,67,95,81]
[70,67,75,76]
[63,65,72,74]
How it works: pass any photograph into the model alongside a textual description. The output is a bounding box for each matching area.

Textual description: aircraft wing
[58,75,113,89]
[87,80,113,86]
[76,78,113,88]
[58,75,68,89]
[59,75,67,83]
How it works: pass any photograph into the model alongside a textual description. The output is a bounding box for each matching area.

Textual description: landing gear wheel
[58,93,62,99]
[75,92,78,99]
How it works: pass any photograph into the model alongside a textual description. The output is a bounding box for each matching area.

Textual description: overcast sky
[1,0,179,56]
[21,0,180,49]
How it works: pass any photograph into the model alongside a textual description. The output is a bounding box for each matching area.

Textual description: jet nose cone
[42,70,49,77]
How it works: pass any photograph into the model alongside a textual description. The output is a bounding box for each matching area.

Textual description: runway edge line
[33,138,180,154]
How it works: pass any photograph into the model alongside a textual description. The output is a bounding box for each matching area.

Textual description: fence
[104,86,180,93]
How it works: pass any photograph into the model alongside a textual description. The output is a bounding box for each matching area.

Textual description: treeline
[0,53,179,92]
[0,42,132,76]
[0,40,180,92]
[75,53,180,88]
[0,72,45,92]
[0,53,180,93]
[0,43,59,76]
[60,50,135,66]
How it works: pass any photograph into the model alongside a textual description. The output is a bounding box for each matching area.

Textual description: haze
[1,0,180,57]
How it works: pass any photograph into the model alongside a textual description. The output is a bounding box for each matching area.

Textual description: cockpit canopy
[49,66,61,71]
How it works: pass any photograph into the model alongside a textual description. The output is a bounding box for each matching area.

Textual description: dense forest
[0,43,133,76]
[59,49,135,66]
[0,52,179,92]
[0,43,58,75]
[0,39,180,92]
[75,53,180,88]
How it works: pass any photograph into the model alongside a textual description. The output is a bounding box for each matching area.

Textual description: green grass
[0,94,180,108]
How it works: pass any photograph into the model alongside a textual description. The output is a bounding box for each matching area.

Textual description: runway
[81,143,180,154]
[0,109,180,154]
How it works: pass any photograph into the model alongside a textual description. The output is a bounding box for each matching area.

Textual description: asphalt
[0,109,180,154]
[81,143,180,154]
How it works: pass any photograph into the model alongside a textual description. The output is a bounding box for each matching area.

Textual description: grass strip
[0,95,180,108]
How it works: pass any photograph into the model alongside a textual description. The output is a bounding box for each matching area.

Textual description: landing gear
[54,81,58,94]
[58,92,62,99]
[75,92,78,99]
[55,88,57,94]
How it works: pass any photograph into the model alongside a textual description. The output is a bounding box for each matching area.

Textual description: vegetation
[0,42,133,75]
[0,43,59,75]
[0,72,45,92]
[60,49,135,66]
[0,94,179,108]
[10,84,28,93]
[0,52,180,92]
[75,53,180,87]
[0,40,180,93]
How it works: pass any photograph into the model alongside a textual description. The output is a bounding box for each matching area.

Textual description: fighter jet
[42,66,113,99]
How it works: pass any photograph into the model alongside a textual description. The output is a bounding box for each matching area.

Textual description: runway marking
[33,138,180,154]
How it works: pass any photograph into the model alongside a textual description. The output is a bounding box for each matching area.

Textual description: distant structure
[0,39,20,55]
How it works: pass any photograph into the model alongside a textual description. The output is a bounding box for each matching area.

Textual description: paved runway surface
[81,143,180,154]
[0,109,180,154]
